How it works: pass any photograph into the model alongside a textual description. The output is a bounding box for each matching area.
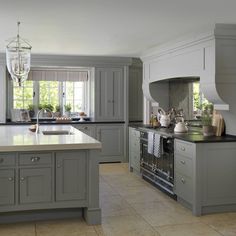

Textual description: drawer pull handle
[181,178,186,184]
[8,177,14,181]
[31,157,40,162]
[180,160,185,164]
[181,147,185,151]
[20,177,25,181]
[0,158,4,164]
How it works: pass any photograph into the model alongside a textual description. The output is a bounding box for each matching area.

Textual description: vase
[202,125,214,136]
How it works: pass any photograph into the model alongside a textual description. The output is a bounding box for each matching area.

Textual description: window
[193,82,212,114]
[63,81,86,112]
[13,80,33,109]
[39,81,60,109]
[10,69,89,117]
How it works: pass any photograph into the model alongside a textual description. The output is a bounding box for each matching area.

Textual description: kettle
[174,118,188,133]
[158,109,171,127]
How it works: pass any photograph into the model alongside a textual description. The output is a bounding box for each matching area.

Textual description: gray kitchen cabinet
[96,124,124,162]
[19,168,52,204]
[174,139,236,216]
[174,140,194,205]
[56,152,87,201]
[95,67,124,121]
[0,169,15,206]
[129,127,140,173]
[72,124,96,138]
[129,66,143,121]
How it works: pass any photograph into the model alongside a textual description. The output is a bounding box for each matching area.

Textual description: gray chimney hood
[141,24,236,135]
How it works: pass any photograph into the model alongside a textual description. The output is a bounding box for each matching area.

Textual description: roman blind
[28,70,88,82]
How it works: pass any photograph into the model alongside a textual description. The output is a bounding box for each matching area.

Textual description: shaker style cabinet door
[129,67,143,121]
[56,152,87,201]
[96,125,124,162]
[95,68,124,121]
[72,125,96,138]
[0,169,15,206]
[19,168,52,204]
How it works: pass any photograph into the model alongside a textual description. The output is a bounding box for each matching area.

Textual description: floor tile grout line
[201,221,226,236]
[34,222,37,236]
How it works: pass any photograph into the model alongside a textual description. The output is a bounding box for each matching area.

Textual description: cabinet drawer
[0,154,16,167]
[175,154,193,177]
[175,173,193,204]
[175,140,194,158]
[19,153,52,166]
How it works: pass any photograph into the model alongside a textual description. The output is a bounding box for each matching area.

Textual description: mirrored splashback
[150,77,211,120]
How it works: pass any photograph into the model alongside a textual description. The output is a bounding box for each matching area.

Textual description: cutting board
[212,110,224,136]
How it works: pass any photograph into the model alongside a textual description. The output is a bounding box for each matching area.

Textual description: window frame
[7,68,90,118]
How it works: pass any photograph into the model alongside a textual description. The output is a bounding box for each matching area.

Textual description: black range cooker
[140,128,176,197]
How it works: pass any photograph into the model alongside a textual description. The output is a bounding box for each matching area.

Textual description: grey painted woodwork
[129,127,140,173]
[95,67,124,121]
[19,168,52,204]
[141,24,236,134]
[129,66,143,121]
[72,124,96,138]
[73,124,125,162]
[0,169,15,206]
[56,152,87,201]
[96,124,124,162]
[0,149,101,225]
[174,139,236,216]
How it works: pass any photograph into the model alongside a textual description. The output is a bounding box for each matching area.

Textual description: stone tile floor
[1,163,236,236]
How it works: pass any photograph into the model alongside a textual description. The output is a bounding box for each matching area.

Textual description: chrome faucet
[36,108,54,133]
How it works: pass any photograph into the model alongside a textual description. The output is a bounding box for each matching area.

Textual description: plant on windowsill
[201,104,214,136]
[54,105,61,118]
[27,104,35,118]
[64,104,72,118]
[39,104,54,118]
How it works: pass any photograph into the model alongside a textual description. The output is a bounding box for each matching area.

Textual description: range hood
[141,24,236,135]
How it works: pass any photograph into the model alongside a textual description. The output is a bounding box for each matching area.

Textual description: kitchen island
[0,125,102,225]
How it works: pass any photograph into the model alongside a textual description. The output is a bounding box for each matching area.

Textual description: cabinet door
[129,67,143,121]
[0,169,15,205]
[72,125,96,138]
[56,152,87,201]
[96,125,124,162]
[19,168,52,204]
[95,68,124,121]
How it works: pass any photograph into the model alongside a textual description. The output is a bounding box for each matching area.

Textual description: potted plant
[201,104,214,136]
[27,104,35,118]
[54,105,61,117]
[64,104,72,117]
[39,104,54,117]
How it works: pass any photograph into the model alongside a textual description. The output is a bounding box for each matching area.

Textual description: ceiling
[1,0,236,57]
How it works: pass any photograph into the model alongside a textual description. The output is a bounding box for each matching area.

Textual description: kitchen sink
[42,130,74,135]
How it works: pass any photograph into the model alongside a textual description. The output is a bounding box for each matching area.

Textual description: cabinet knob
[84,127,88,130]
[0,158,4,164]
[20,177,25,181]
[8,177,14,181]
[57,164,62,168]
[180,160,185,164]
[180,147,185,151]
[181,178,186,184]
[31,157,40,162]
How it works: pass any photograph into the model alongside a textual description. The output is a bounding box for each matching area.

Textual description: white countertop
[0,125,102,152]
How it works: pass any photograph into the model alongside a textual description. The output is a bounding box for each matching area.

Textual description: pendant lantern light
[6,22,32,86]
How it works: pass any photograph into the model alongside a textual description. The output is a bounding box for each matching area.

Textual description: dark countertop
[1,119,125,125]
[129,123,236,143]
